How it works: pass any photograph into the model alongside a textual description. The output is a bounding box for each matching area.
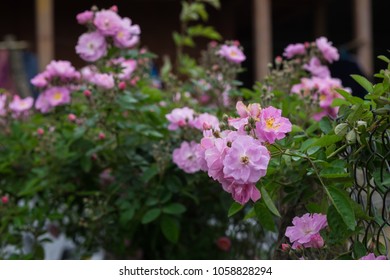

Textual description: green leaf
[187,25,221,40]
[327,205,353,245]
[353,241,367,259]
[141,208,161,224]
[309,135,342,148]
[260,187,281,217]
[80,156,92,172]
[351,74,373,93]
[162,203,186,215]
[254,201,276,232]
[377,55,390,63]
[141,164,159,183]
[228,202,244,217]
[160,215,180,243]
[319,117,332,134]
[326,186,356,230]
[197,0,221,9]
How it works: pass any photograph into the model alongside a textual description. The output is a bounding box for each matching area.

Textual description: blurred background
[0,0,388,96]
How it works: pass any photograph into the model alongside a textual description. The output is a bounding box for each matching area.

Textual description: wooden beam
[354,0,373,76]
[253,0,272,82]
[314,0,327,38]
[36,0,54,71]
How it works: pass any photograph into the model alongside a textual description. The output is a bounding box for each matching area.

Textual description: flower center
[240,155,249,165]
[230,50,238,57]
[53,92,62,101]
[266,117,277,129]
[88,43,95,50]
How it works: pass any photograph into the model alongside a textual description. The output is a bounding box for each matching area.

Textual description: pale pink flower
[93,9,122,36]
[172,141,202,174]
[35,93,52,113]
[359,253,387,260]
[31,73,48,88]
[91,73,115,89]
[255,106,292,144]
[189,113,220,131]
[116,59,137,80]
[76,31,107,62]
[236,101,261,119]
[9,95,33,113]
[223,135,270,184]
[0,94,7,116]
[316,37,339,63]
[45,60,80,80]
[283,43,306,59]
[229,181,261,204]
[44,87,71,107]
[204,138,228,181]
[218,45,246,63]
[285,213,327,249]
[76,10,94,24]
[166,107,195,130]
[304,57,330,78]
[80,66,97,82]
[113,17,141,49]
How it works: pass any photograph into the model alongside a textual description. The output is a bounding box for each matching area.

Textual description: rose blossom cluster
[167,102,292,205]
[0,93,34,118]
[75,6,140,62]
[30,60,80,113]
[285,213,328,249]
[282,37,346,120]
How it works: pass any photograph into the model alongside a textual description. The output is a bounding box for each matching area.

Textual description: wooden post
[354,0,373,76]
[36,0,54,71]
[253,0,272,82]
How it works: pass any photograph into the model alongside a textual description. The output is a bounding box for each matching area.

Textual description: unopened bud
[83,89,92,97]
[1,195,9,204]
[37,128,44,135]
[98,132,106,140]
[68,114,77,122]
[281,243,291,252]
[118,81,126,90]
[110,5,118,12]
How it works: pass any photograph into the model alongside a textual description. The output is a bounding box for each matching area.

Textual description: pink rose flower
[93,9,122,36]
[91,73,115,89]
[31,72,48,88]
[76,10,94,25]
[189,113,220,131]
[359,253,387,260]
[44,86,71,107]
[76,31,107,62]
[255,106,292,144]
[283,43,306,59]
[45,60,80,80]
[218,45,246,63]
[9,95,33,113]
[285,213,327,249]
[316,37,339,63]
[223,135,270,184]
[229,181,261,204]
[113,17,141,49]
[172,141,202,174]
[0,94,7,116]
[35,92,52,113]
[304,57,330,78]
[166,107,195,131]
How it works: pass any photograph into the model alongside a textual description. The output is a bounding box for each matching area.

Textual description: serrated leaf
[260,187,281,217]
[254,201,276,232]
[160,215,180,243]
[351,74,373,93]
[141,208,161,224]
[326,186,356,230]
[162,203,186,215]
[228,202,244,217]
